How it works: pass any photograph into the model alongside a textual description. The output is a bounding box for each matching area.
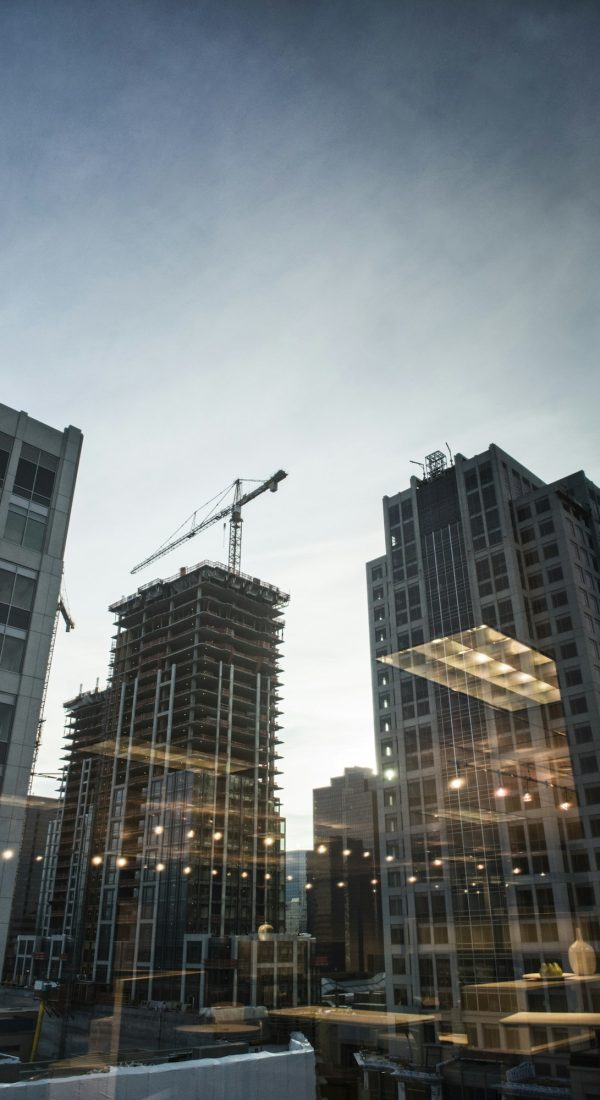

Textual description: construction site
[10,475,301,1050]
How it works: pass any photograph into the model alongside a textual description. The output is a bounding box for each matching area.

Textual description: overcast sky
[2,0,599,847]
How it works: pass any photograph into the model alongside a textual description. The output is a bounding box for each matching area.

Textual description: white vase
[568,928,596,977]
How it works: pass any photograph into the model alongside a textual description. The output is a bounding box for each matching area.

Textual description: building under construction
[27,560,288,1003]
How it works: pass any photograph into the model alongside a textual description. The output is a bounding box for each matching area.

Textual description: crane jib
[131,470,288,575]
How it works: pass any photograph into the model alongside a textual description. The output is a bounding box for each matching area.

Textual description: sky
[2,0,599,847]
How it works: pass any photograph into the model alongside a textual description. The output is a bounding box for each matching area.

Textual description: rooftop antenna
[446,442,453,466]
[410,460,425,476]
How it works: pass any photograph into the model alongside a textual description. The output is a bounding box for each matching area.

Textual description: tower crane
[131,470,287,575]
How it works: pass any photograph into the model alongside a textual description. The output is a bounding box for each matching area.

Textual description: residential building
[367,445,600,1088]
[0,403,82,972]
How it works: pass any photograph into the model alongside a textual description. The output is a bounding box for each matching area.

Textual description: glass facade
[367,446,600,1096]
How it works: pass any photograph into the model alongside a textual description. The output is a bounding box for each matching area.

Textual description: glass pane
[0,700,14,742]
[13,573,36,610]
[0,568,15,605]
[0,634,25,673]
[22,516,46,551]
[13,457,36,496]
[8,607,30,630]
[33,465,56,502]
[4,508,26,545]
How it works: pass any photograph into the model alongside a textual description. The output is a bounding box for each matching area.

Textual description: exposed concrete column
[148,663,176,1000]
[220,663,235,938]
[132,669,162,995]
[92,680,126,981]
[251,671,261,930]
[207,661,223,933]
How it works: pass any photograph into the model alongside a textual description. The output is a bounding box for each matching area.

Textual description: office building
[367,445,600,1085]
[308,767,382,974]
[0,403,82,972]
[38,561,287,1002]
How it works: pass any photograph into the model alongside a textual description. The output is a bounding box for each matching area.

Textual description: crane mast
[131,469,287,575]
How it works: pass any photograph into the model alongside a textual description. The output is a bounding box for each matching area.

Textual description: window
[517,505,531,522]
[528,573,543,589]
[539,519,555,536]
[401,500,412,520]
[476,559,491,581]
[0,432,12,489]
[535,498,550,514]
[524,550,539,566]
[0,633,26,673]
[564,668,582,687]
[579,754,598,775]
[13,444,58,504]
[0,561,36,631]
[467,492,482,517]
[521,528,535,544]
[543,542,559,560]
[498,598,513,622]
[575,886,596,908]
[0,693,15,773]
[547,565,563,583]
[575,724,593,744]
[570,696,588,715]
[4,497,49,551]
[465,471,478,492]
[556,615,572,633]
[551,591,568,608]
[560,641,578,659]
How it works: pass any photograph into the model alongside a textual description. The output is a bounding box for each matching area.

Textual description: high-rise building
[41,561,288,1002]
[0,403,82,971]
[308,768,382,974]
[285,849,308,934]
[367,445,600,1084]
[3,794,59,981]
